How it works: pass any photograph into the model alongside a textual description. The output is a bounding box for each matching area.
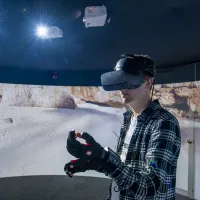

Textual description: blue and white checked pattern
[107,99,181,200]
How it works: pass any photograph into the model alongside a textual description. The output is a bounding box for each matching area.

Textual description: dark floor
[0,176,192,200]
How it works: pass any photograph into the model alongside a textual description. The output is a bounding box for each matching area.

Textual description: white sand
[0,103,125,178]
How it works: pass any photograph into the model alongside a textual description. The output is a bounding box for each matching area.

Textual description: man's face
[120,76,153,105]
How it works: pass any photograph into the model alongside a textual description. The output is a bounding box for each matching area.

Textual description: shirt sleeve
[107,119,181,199]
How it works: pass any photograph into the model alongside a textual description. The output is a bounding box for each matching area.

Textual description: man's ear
[145,77,153,90]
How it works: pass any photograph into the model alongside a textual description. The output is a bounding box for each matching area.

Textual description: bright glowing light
[35,25,63,39]
[36,26,48,38]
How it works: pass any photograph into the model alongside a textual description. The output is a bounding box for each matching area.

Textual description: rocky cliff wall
[0,81,199,120]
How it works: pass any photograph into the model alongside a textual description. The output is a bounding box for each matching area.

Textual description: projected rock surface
[0,82,199,120]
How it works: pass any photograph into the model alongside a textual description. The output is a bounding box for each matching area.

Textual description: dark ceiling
[0,0,200,85]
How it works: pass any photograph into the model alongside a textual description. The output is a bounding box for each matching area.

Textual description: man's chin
[122,98,132,105]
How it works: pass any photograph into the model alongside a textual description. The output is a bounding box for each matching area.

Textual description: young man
[64,54,181,200]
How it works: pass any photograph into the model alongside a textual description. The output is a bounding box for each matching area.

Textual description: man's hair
[121,54,155,77]
[132,54,155,76]
[132,54,155,90]
[132,54,154,65]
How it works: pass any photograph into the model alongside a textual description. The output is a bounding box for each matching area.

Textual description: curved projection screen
[0,82,199,199]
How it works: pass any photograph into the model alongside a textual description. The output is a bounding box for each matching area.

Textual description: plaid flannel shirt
[106,99,181,200]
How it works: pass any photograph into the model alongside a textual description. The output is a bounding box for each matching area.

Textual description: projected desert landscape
[0,82,199,192]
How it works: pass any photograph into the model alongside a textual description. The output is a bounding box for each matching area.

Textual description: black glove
[67,130,104,161]
[66,131,121,176]
[64,159,100,178]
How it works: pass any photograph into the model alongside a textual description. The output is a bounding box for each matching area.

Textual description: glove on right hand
[64,159,100,178]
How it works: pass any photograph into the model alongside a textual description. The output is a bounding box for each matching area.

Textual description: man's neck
[129,98,152,118]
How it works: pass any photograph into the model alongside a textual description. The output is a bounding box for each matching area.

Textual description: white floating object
[83,5,107,28]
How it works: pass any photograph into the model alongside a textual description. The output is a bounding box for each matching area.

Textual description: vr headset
[101,54,156,91]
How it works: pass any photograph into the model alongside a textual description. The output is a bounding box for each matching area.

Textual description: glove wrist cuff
[100,147,121,174]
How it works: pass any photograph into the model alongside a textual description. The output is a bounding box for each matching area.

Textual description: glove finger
[67,172,73,178]
[67,130,82,148]
[64,159,84,171]
[64,160,77,177]
[81,132,96,145]
[64,160,87,177]
[66,142,77,153]
[66,168,74,178]
[67,147,80,158]
[73,159,89,169]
